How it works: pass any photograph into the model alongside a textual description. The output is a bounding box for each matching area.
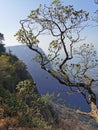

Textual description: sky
[0,0,98,51]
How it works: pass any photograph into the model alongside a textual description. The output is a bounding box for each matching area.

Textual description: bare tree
[15,0,98,122]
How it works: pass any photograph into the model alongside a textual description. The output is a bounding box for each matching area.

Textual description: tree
[0,33,5,55]
[94,0,98,4]
[0,33,4,43]
[93,0,98,23]
[15,0,98,122]
[0,54,32,92]
[16,80,58,126]
[93,10,98,26]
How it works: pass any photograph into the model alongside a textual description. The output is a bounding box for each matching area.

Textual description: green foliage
[31,117,52,129]
[0,33,4,41]
[14,0,98,125]
[0,49,95,129]
[51,71,56,76]
[15,28,39,47]
[52,0,60,4]
[0,50,59,128]
[0,44,6,55]
[16,80,58,125]
[0,33,5,55]
[0,54,31,92]
[16,80,39,106]
[0,86,10,98]
[3,95,21,117]
[0,86,26,118]
[15,0,89,50]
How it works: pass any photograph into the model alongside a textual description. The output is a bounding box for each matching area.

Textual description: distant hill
[6,45,90,112]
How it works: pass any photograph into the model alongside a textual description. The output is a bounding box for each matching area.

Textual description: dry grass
[0,105,95,130]
[0,111,23,130]
[8,128,43,130]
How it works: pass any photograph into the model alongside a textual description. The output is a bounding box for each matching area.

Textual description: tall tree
[0,33,5,54]
[15,0,98,122]
[93,10,98,25]
[94,0,98,4]
[0,33,4,42]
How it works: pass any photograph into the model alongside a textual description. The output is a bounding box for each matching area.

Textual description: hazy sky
[0,0,98,50]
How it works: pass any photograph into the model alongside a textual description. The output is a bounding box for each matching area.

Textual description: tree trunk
[90,102,98,122]
[77,102,98,123]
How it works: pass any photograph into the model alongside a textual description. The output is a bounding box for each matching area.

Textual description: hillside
[0,51,59,129]
[4,45,98,129]
[6,45,90,112]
